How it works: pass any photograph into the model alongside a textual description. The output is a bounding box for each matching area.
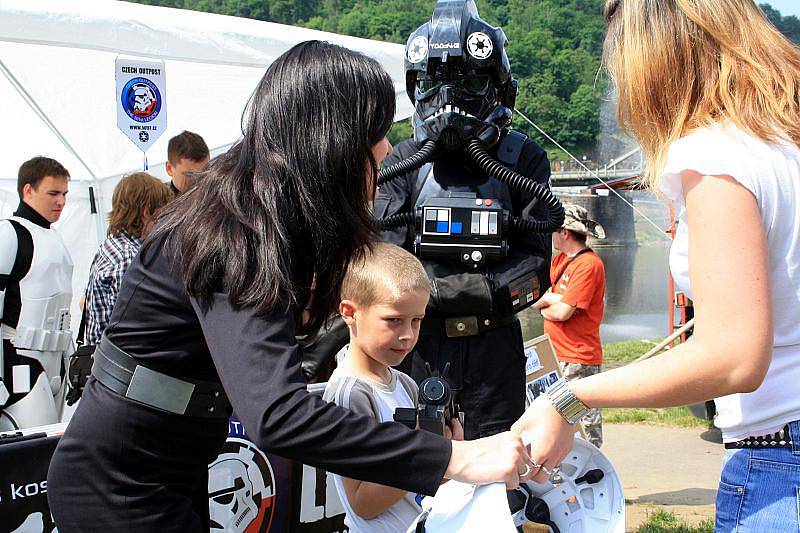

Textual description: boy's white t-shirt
[322,348,422,532]
[660,122,800,440]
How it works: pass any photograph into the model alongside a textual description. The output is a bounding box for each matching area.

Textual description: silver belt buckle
[445,316,478,338]
[126,365,195,415]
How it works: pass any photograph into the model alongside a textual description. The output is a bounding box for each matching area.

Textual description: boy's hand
[444,418,464,441]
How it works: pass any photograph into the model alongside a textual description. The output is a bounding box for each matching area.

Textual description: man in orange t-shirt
[533,204,606,447]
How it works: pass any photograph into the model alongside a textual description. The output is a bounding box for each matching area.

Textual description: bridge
[548,147,648,246]
[550,146,643,190]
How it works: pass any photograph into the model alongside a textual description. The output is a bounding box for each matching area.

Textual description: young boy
[323,243,454,532]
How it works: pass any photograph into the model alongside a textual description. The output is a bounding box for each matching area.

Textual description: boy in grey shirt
[323,243,462,532]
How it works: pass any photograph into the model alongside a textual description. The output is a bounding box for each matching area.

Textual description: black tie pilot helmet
[405,0,517,150]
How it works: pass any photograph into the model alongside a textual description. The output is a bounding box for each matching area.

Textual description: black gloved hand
[298,318,349,382]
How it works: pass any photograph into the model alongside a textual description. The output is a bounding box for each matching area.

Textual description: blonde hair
[341,243,430,306]
[603,0,800,188]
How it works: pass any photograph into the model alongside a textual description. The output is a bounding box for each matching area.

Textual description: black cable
[466,138,564,233]
[509,214,560,235]
[377,140,439,186]
[379,211,415,230]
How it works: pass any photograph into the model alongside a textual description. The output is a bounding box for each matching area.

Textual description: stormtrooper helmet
[208,458,259,532]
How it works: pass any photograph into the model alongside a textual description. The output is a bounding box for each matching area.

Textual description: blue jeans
[715,420,800,532]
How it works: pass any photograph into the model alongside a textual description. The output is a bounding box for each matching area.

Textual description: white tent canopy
[0,0,411,329]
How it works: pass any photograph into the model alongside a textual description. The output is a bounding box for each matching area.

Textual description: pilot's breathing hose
[377,137,565,234]
[465,138,564,233]
[379,212,415,230]
[377,140,439,186]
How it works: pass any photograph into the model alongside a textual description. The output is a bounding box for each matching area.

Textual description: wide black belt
[420,314,517,338]
[724,425,793,449]
[92,336,232,419]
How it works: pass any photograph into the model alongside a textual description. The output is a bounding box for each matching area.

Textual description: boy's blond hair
[342,243,429,306]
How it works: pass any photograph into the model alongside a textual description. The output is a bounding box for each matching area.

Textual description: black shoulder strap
[552,248,594,289]
[7,219,34,282]
[496,129,527,170]
[410,162,433,208]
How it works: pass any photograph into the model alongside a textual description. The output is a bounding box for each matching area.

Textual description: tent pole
[89,179,107,245]
[0,59,98,182]
[0,58,106,246]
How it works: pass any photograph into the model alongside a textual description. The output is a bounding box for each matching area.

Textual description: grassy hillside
[132,1,800,154]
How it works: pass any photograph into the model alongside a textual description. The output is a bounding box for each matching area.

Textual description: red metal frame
[667,205,693,343]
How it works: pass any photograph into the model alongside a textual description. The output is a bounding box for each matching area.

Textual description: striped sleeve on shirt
[323,375,381,420]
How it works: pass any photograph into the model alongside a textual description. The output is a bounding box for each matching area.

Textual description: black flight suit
[375,133,552,439]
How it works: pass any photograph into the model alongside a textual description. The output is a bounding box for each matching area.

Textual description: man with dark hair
[534,204,606,447]
[0,156,73,429]
[16,156,70,220]
[165,130,210,195]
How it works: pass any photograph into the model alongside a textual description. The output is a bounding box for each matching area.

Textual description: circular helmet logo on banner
[466,32,493,60]
[408,36,429,63]
[208,438,276,533]
[121,77,162,122]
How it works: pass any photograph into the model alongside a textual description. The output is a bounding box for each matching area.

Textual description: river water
[519,241,673,344]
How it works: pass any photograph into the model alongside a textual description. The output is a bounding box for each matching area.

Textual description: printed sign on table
[525,371,559,404]
[524,345,543,375]
[115,57,167,152]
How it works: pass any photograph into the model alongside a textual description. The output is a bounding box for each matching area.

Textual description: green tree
[130,0,608,153]
[562,83,600,147]
[761,3,800,45]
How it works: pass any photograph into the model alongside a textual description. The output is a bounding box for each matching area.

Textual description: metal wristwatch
[546,378,590,425]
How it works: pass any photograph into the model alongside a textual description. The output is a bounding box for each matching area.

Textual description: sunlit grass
[603,406,707,428]
[637,509,714,533]
[601,338,709,428]
[603,338,661,368]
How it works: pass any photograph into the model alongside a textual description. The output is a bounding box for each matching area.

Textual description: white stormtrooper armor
[0,212,73,431]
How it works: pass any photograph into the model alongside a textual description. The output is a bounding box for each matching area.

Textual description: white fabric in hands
[405,481,517,533]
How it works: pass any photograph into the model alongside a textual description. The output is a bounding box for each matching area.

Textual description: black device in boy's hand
[394,363,456,436]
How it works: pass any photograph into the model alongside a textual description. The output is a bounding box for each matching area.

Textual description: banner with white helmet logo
[115,57,167,153]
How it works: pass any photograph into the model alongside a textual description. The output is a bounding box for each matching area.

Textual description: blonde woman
[512,1,800,530]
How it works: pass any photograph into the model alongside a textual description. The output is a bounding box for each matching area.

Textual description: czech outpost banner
[115,57,167,154]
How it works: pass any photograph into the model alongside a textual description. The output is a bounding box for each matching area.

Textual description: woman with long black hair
[47,41,530,531]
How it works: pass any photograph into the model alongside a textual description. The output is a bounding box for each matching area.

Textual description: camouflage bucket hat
[562,204,605,239]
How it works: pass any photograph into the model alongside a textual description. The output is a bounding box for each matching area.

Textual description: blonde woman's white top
[660,122,800,441]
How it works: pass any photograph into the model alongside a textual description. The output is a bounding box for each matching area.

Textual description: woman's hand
[511,395,576,484]
[445,431,531,489]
